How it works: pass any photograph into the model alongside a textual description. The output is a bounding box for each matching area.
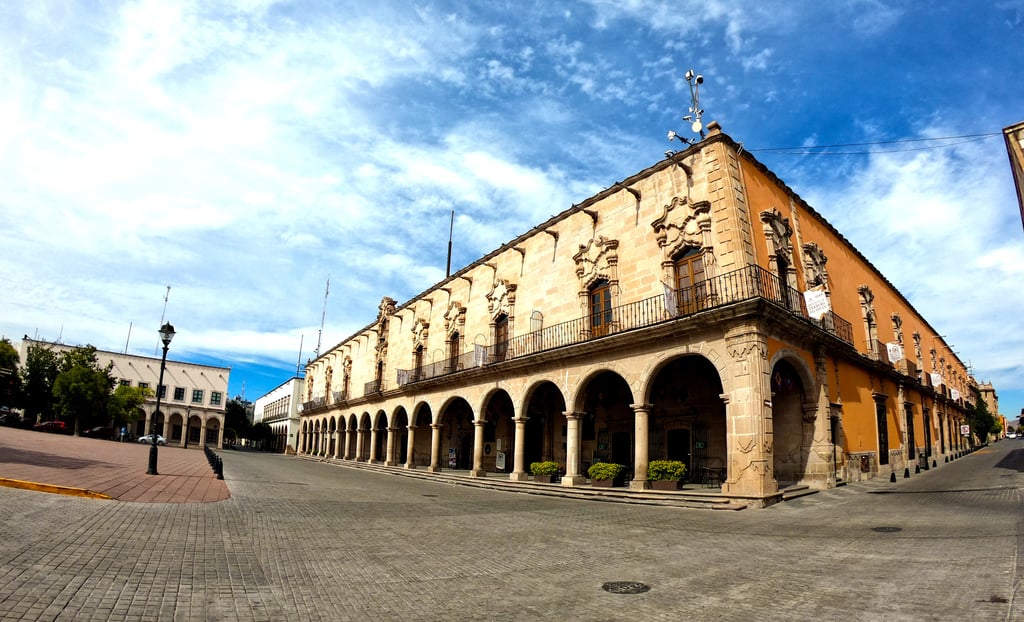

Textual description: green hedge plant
[647,460,687,481]
[587,462,625,481]
[530,461,560,476]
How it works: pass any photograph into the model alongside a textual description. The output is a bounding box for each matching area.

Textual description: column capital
[629,403,653,413]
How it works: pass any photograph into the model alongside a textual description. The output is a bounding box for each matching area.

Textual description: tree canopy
[0,338,20,407]
[52,346,114,434]
[20,344,59,422]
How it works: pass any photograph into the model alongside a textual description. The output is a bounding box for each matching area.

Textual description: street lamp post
[146,322,175,475]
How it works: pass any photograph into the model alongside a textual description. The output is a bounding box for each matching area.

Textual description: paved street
[0,435,1021,621]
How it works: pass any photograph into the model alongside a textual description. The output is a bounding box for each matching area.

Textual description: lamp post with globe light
[146,322,175,475]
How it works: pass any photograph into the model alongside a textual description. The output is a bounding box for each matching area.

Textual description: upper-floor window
[157,385,166,399]
[138,382,150,390]
[119,379,131,387]
[674,249,706,315]
[493,314,509,362]
[210,392,222,406]
[447,332,461,371]
[173,387,186,401]
[192,389,204,404]
[590,279,613,337]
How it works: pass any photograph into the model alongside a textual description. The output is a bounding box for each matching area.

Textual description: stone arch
[644,354,727,485]
[574,369,635,474]
[411,401,433,468]
[769,357,811,486]
[390,406,410,466]
[521,379,568,470]
[438,396,475,470]
[479,388,515,473]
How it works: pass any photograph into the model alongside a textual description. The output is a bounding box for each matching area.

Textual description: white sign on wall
[803,289,831,320]
[960,424,971,436]
[885,342,904,363]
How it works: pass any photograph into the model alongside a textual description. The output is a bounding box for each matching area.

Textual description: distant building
[298,122,978,508]
[253,378,303,453]
[1004,120,1024,231]
[18,338,228,448]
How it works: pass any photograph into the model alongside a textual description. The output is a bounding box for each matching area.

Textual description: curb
[0,477,112,500]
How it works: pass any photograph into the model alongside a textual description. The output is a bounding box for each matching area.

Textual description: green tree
[223,398,251,444]
[108,384,151,431]
[20,344,59,423]
[0,338,20,408]
[965,388,997,446]
[52,346,114,435]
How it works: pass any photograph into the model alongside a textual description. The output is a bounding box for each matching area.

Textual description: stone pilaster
[404,425,417,469]
[721,326,778,500]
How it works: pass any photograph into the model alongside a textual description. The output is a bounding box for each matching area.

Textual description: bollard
[914,465,920,474]
[216,456,224,480]
[932,460,937,468]
[903,467,910,479]
[890,472,896,482]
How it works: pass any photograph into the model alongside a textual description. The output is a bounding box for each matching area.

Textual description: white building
[19,338,229,448]
[253,377,303,453]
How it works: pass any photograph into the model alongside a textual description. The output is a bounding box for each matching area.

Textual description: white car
[137,434,167,445]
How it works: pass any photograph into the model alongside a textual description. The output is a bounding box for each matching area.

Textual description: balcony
[395,264,855,387]
[302,396,327,413]
[364,379,383,397]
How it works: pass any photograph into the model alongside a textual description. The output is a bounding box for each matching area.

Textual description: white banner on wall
[930,373,944,387]
[951,388,961,401]
[803,289,831,319]
[885,342,904,363]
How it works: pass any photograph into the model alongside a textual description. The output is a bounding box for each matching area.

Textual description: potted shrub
[587,462,626,487]
[530,461,560,483]
[647,460,687,490]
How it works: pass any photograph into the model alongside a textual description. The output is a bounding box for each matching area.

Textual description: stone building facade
[254,377,302,453]
[19,338,228,448]
[296,122,976,507]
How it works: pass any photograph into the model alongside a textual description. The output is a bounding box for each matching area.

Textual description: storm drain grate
[602,582,650,594]
[871,526,902,533]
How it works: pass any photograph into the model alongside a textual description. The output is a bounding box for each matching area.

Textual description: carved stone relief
[801,242,830,290]
[443,301,466,337]
[650,197,713,260]
[572,236,619,289]
[486,280,517,321]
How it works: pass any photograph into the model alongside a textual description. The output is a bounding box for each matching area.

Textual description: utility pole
[315,276,329,359]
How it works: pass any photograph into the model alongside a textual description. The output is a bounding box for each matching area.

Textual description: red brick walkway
[0,426,230,503]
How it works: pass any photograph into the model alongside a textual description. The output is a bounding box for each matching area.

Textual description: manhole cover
[871,526,902,533]
[602,581,650,594]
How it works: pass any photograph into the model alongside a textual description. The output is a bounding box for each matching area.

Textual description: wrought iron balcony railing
[395,264,855,387]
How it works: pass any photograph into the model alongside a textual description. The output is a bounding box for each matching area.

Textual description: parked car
[82,426,115,440]
[137,434,167,446]
[33,420,69,434]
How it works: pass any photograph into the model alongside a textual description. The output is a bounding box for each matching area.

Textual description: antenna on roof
[314,277,329,359]
[666,68,706,148]
[445,210,455,278]
[155,285,171,355]
[296,334,305,376]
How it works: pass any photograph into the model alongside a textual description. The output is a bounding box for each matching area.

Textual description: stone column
[356,429,366,461]
[428,423,442,472]
[385,427,397,466]
[369,428,379,463]
[470,419,486,477]
[345,428,355,460]
[201,422,207,448]
[510,416,529,482]
[217,424,224,449]
[722,326,779,503]
[405,425,417,469]
[561,412,587,487]
[630,404,651,490]
[334,432,343,459]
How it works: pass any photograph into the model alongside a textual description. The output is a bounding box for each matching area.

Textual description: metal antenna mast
[667,68,706,149]
[155,285,171,355]
[314,277,329,359]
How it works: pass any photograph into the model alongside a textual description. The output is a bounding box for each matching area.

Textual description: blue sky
[2,1,1022,420]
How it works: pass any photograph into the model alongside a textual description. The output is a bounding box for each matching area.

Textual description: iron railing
[395,264,855,387]
[363,379,383,397]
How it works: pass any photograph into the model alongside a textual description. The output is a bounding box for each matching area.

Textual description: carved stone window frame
[572,236,619,337]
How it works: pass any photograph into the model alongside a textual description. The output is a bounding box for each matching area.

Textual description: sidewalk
[0,426,230,503]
